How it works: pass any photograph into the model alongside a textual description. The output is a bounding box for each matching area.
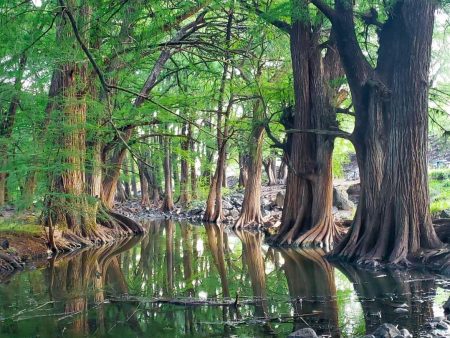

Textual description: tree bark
[162,137,174,212]
[189,124,198,199]
[263,157,277,186]
[139,161,151,207]
[180,123,190,208]
[235,99,265,228]
[0,54,27,205]
[326,0,442,264]
[271,2,342,248]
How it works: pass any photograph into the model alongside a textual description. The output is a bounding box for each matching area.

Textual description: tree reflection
[46,237,142,336]
[336,263,436,336]
[279,248,339,337]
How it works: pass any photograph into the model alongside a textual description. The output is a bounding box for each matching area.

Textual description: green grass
[429,169,450,216]
[0,220,42,235]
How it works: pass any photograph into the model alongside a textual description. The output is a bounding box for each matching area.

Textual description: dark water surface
[0,220,448,337]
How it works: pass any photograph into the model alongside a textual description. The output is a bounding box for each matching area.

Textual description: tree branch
[310,0,336,22]
[285,128,353,141]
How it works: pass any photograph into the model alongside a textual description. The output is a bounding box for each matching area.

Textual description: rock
[222,200,233,210]
[230,209,240,218]
[288,328,318,338]
[347,183,361,196]
[399,329,412,338]
[440,210,450,218]
[261,209,271,217]
[188,208,203,215]
[444,297,450,314]
[275,192,285,208]
[393,307,409,314]
[0,239,9,250]
[372,323,401,338]
[261,198,270,207]
[436,321,449,330]
[363,335,376,338]
[333,187,354,211]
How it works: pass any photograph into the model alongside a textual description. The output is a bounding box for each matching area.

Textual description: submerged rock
[287,328,318,338]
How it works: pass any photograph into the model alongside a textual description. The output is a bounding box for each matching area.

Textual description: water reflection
[337,263,436,336]
[280,248,339,337]
[0,220,447,338]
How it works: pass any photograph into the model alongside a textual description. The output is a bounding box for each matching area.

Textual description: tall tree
[311,0,442,263]
[268,0,344,248]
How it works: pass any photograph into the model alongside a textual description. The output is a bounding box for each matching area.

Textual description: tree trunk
[277,155,288,184]
[43,1,95,239]
[235,99,265,228]
[271,3,342,248]
[238,152,249,188]
[263,157,277,186]
[0,54,26,206]
[329,0,442,264]
[162,137,174,212]
[130,155,138,198]
[189,124,198,200]
[139,161,151,207]
[180,123,190,208]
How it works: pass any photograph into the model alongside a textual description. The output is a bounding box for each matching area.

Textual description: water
[0,220,448,337]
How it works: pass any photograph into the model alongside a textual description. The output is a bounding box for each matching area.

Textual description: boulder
[440,209,450,219]
[347,183,361,196]
[333,187,354,211]
[372,323,401,338]
[444,297,450,314]
[275,192,285,209]
[287,328,318,338]
[0,239,9,250]
[222,200,233,210]
[399,329,412,338]
[230,209,240,218]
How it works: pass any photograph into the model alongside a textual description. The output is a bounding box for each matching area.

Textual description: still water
[0,220,448,337]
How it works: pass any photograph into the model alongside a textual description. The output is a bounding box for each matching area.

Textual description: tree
[267,0,344,248]
[311,0,442,264]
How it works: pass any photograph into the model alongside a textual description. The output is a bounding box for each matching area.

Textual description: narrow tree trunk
[180,123,190,208]
[189,124,198,200]
[0,54,27,206]
[263,157,277,186]
[235,98,265,228]
[238,152,249,188]
[162,137,174,212]
[278,155,288,184]
[139,161,151,207]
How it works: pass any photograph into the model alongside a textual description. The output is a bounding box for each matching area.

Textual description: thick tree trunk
[271,4,341,248]
[331,0,442,264]
[162,138,174,212]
